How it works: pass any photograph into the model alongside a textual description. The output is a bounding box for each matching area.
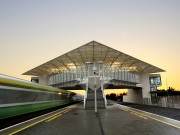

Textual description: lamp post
[93,62,97,113]
[85,61,92,109]
[166,78,170,107]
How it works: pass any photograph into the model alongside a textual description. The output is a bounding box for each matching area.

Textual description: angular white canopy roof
[23,41,165,76]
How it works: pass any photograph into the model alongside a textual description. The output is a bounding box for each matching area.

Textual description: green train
[0,74,81,120]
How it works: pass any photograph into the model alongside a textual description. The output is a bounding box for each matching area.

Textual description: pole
[166,78,170,107]
[93,63,97,113]
[95,78,97,113]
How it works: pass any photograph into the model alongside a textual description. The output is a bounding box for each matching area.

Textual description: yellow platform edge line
[46,107,76,122]
[130,112,148,120]
[9,106,77,135]
[46,114,62,122]
[116,104,180,129]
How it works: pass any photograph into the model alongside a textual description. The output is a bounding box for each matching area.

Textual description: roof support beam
[93,41,95,62]
[39,64,52,72]
[110,53,122,67]
[22,65,51,75]
[127,61,139,67]
[85,46,88,61]
[151,68,160,73]
[57,58,70,71]
[125,60,143,70]
[31,71,42,76]
[103,48,110,62]
[42,66,55,75]
[65,54,77,67]
[47,63,61,73]
[135,63,150,72]
[118,56,131,68]
[34,67,50,75]
[78,48,85,64]
[141,66,156,73]
[100,45,103,61]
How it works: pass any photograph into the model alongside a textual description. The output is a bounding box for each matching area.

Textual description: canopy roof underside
[23,41,165,76]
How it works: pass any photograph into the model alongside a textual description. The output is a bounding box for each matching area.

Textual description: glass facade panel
[49,63,141,85]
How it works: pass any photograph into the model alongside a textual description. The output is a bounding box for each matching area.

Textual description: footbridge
[23,41,165,109]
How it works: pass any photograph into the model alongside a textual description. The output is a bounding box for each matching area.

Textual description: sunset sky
[0,0,180,92]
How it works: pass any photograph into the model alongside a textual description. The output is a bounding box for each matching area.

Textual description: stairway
[85,88,106,109]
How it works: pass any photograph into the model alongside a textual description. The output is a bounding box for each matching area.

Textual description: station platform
[0,101,180,135]
[120,102,180,121]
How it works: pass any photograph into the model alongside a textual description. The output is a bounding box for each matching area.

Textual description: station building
[23,41,165,109]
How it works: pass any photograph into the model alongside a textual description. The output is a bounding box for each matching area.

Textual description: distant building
[23,41,165,109]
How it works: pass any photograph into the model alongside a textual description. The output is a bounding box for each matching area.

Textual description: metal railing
[143,96,180,109]
[48,64,140,85]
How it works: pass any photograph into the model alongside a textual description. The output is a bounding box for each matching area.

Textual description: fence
[144,96,180,109]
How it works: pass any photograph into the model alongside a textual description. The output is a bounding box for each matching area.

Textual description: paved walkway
[1,102,180,135]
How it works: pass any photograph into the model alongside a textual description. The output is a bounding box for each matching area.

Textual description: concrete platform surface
[120,102,180,121]
[0,102,180,135]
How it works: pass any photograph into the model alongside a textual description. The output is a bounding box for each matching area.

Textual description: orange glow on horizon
[68,89,128,96]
